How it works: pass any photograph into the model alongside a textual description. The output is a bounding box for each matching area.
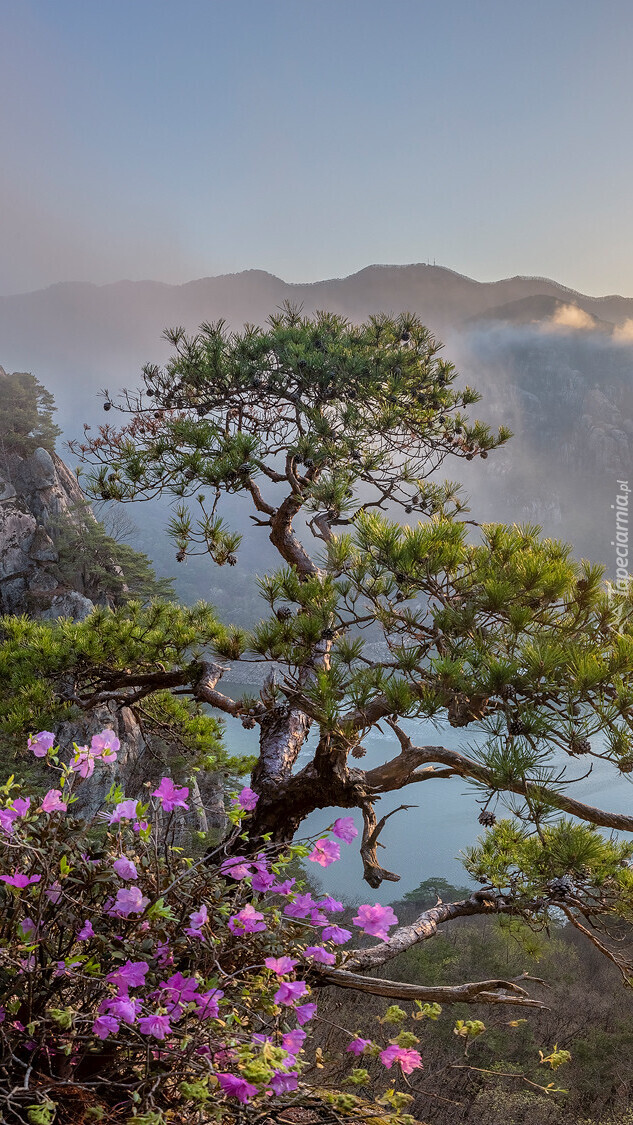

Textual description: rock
[28,525,57,563]
[41,591,95,621]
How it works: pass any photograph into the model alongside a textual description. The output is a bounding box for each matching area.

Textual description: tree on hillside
[11,303,631,1010]
[0,370,61,456]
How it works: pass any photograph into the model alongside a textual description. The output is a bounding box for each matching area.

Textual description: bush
[0,731,425,1124]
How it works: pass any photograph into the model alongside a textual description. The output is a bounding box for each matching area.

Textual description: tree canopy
[11,304,629,1008]
[0,370,61,456]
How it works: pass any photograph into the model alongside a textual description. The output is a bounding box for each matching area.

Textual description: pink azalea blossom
[295,1002,317,1025]
[352,903,398,942]
[309,838,341,868]
[0,809,16,834]
[319,895,344,913]
[112,856,138,881]
[184,903,208,937]
[109,799,140,824]
[45,882,62,903]
[282,1028,306,1053]
[220,856,253,880]
[101,996,139,1024]
[0,872,41,889]
[92,1015,119,1039]
[155,940,173,966]
[270,1071,299,1095]
[110,886,149,917]
[304,945,336,965]
[138,1013,171,1040]
[231,786,259,811]
[77,920,94,940]
[107,960,149,993]
[152,777,189,812]
[218,1073,259,1103]
[347,1037,372,1055]
[28,731,55,758]
[19,917,37,939]
[321,925,352,945]
[71,751,95,780]
[40,789,67,813]
[264,956,298,975]
[195,987,224,1019]
[228,904,266,934]
[380,1044,423,1073]
[271,877,296,896]
[332,816,358,843]
[158,972,200,1015]
[252,869,275,892]
[283,892,317,919]
[91,730,120,762]
[274,980,308,1006]
[10,798,30,817]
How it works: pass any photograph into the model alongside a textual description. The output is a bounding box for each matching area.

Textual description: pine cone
[570,736,591,755]
[478,810,496,827]
[276,607,292,621]
[241,716,256,730]
[351,745,367,759]
[619,756,633,774]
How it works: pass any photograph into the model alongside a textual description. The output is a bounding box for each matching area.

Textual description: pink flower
[282,1027,306,1054]
[228,904,266,934]
[218,1073,259,1103]
[380,1044,423,1073]
[284,893,317,919]
[0,809,17,834]
[71,750,95,780]
[270,1071,299,1095]
[28,731,55,757]
[231,786,259,811]
[45,882,62,904]
[274,980,308,1006]
[102,996,139,1024]
[321,925,352,945]
[138,1013,171,1040]
[271,877,296,896]
[352,903,398,942]
[155,940,173,966]
[264,956,298,975]
[152,777,189,812]
[40,789,67,813]
[112,856,138,881]
[107,960,148,993]
[319,895,344,913]
[0,872,41,889]
[19,917,37,939]
[309,838,341,868]
[220,856,253,881]
[195,987,224,1019]
[252,869,275,893]
[110,886,149,917]
[332,816,358,843]
[77,920,94,940]
[109,799,140,824]
[347,1037,372,1055]
[184,904,208,938]
[91,730,120,762]
[304,945,336,965]
[10,798,30,817]
[92,1015,119,1039]
[295,1002,317,1025]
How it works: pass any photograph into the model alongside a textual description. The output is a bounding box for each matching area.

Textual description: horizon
[4,261,633,303]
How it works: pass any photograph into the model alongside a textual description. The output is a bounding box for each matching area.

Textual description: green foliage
[51,506,175,605]
[0,371,61,455]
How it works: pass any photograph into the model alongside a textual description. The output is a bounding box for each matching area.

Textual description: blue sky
[2,0,632,294]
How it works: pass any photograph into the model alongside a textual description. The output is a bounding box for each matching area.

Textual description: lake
[220,684,633,904]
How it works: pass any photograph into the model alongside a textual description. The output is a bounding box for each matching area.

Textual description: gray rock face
[0,445,94,619]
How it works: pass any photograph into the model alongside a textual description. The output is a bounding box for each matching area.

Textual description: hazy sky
[3,0,633,296]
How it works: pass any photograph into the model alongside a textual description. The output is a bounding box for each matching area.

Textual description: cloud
[547,304,596,331]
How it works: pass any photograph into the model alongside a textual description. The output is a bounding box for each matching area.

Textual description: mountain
[0,263,631,592]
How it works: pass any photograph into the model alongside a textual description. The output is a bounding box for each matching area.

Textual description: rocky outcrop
[0,440,99,618]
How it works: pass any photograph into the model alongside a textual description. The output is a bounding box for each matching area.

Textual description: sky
[2,0,633,296]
